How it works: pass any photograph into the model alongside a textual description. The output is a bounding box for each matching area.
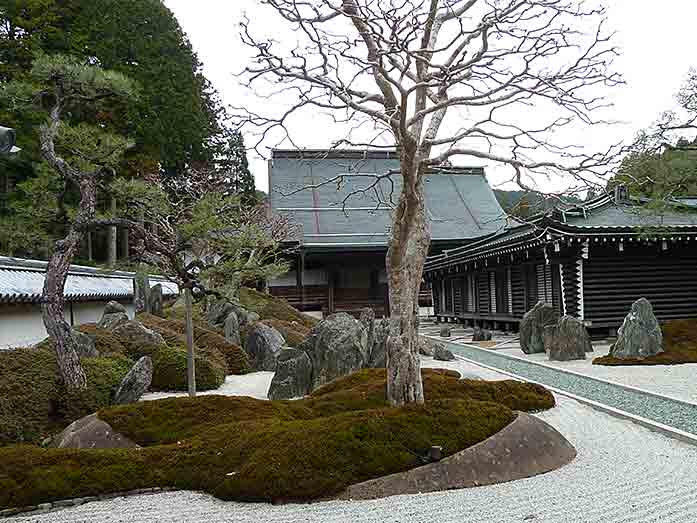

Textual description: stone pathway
[423,325,697,436]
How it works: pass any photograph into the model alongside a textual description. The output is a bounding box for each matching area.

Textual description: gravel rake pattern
[435,337,697,436]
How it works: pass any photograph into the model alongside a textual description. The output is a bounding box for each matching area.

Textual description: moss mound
[239,287,318,329]
[138,314,251,375]
[150,344,225,392]
[0,348,132,446]
[593,319,697,366]
[0,369,555,509]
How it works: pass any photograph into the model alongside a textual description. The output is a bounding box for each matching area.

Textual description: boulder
[472,327,492,342]
[433,343,455,362]
[71,329,98,358]
[543,316,593,362]
[520,302,559,354]
[97,302,129,331]
[300,312,368,390]
[113,320,165,349]
[51,413,139,449]
[359,308,376,350]
[367,318,389,368]
[610,298,664,360]
[150,284,164,317]
[134,272,151,314]
[245,323,285,371]
[440,325,452,338]
[224,311,241,345]
[113,356,153,404]
[418,338,434,357]
[267,348,313,400]
[205,299,236,328]
[246,311,261,325]
[104,300,127,315]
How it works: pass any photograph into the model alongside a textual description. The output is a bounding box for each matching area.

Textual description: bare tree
[236,0,623,405]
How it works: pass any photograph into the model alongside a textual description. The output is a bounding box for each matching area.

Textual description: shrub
[0,349,132,446]
[150,345,225,392]
[0,368,557,508]
[593,319,697,366]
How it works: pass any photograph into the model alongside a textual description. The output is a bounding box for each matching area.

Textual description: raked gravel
[10,358,697,523]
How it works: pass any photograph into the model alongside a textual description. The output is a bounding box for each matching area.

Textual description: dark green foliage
[0,369,555,508]
[594,319,697,366]
[0,348,131,446]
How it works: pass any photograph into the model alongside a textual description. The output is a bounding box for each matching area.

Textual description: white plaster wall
[0,299,134,350]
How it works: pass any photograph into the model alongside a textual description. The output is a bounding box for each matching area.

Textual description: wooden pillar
[121,228,129,260]
[86,229,93,261]
[296,252,305,310]
[108,197,118,267]
[328,270,336,314]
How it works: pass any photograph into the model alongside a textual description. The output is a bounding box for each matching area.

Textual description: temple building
[267,149,506,317]
[424,187,697,335]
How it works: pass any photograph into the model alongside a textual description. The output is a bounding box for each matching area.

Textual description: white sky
[164,0,697,193]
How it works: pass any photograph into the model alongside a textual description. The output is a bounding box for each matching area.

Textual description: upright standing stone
[267,348,313,400]
[150,284,164,317]
[543,316,593,361]
[224,311,241,345]
[245,323,285,371]
[520,302,559,354]
[71,330,99,358]
[440,325,452,338]
[472,327,493,342]
[610,298,663,359]
[134,272,151,314]
[113,356,153,404]
[367,318,389,368]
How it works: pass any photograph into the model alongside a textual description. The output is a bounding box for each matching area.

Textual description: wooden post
[328,270,336,314]
[108,197,117,267]
[121,228,129,259]
[185,287,196,398]
[296,252,305,310]
[86,229,93,261]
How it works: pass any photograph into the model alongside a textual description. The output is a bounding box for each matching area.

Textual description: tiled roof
[269,150,506,248]
[0,257,178,304]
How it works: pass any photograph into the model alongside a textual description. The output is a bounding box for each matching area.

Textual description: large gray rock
[205,299,236,328]
[359,308,376,349]
[300,312,368,390]
[97,311,129,331]
[440,325,452,338]
[113,356,153,404]
[51,413,139,449]
[610,298,664,360]
[150,284,164,317]
[113,320,165,349]
[245,323,285,371]
[72,330,98,358]
[224,311,241,345]
[418,338,434,357]
[543,316,593,362]
[433,343,455,362]
[520,302,560,354]
[267,348,313,400]
[134,272,150,314]
[367,318,389,368]
[472,327,492,342]
[104,300,127,315]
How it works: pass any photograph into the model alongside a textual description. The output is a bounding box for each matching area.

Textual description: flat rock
[544,316,592,362]
[245,323,285,371]
[340,412,576,500]
[114,356,153,404]
[520,302,559,354]
[610,297,664,359]
[51,413,140,449]
[267,348,313,400]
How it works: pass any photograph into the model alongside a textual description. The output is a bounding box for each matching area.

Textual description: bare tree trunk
[185,287,196,398]
[86,229,93,261]
[42,178,97,390]
[108,196,117,267]
[385,162,430,406]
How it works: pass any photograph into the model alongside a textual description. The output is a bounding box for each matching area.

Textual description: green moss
[593,318,697,366]
[0,368,556,508]
[75,324,128,355]
[150,344,225,392]
[239,288,318,329]
[0,349,132,446]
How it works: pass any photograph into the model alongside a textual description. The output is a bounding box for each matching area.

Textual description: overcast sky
[164,0,697,193]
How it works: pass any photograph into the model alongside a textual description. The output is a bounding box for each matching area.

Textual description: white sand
[16,357,697,523]
[140,372,274,402]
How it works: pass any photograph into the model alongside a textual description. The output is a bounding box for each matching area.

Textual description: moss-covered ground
[238,288,318,329]
[0,369,554,508]
[593,319,697,366]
